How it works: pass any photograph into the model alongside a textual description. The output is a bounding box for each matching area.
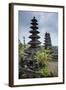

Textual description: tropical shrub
[39,66,49,77]
[35,49,52,66]
[35,48,52,77]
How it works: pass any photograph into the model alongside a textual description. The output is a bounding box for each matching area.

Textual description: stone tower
[19,17,41,78]
[44,32,52,49]
[28,16,41,48]
[25,17,41,59]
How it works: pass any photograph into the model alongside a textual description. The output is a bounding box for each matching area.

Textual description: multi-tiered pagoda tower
[29,16,41,48]
[21,17,41,78]
[44,32,52,49]
[24,16,41,68]
[25,17,41,54]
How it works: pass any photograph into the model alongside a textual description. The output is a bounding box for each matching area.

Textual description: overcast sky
[18,11,58,46]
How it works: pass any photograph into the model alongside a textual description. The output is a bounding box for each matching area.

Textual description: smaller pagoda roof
[29,35,40,39]
[29,30,40,34]
[30,26,38,29]
[28,40,41,45]
[31,22,38,25]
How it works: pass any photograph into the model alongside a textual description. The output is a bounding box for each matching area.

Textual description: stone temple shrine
[19,17,41,78]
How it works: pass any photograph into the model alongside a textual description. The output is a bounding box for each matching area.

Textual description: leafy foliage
[19,40,26,66]
[35,49,52,65]
[39,67,49,77]
[35,48,52,76]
